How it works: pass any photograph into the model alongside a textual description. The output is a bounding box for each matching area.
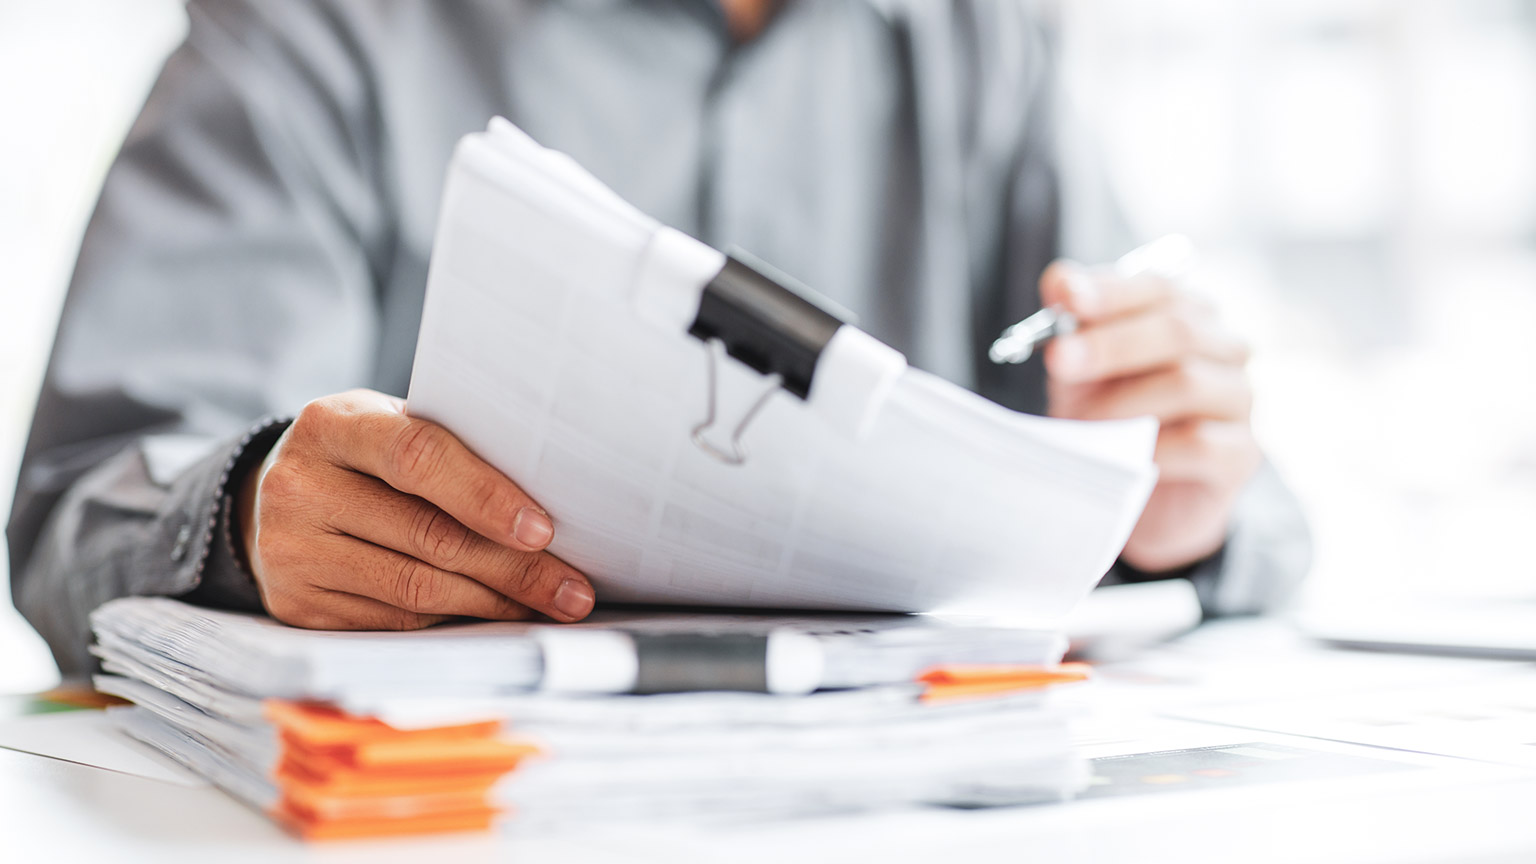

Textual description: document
[90,597,1092,835]
[1169,674,1536,769]
[0,710,204,787]
[406,119,1158,622]
[90,598,1065,716]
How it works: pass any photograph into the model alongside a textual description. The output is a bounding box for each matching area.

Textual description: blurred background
[3,0,1534,692]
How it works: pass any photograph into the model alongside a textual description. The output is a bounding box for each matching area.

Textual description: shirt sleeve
[6,0,388,675]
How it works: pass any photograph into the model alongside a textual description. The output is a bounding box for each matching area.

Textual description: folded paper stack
[92,598,1092,838]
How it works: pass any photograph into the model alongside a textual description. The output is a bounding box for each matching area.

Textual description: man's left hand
[1039,259,1262,573]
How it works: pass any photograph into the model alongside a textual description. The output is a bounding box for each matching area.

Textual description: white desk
[6,619,1536,864]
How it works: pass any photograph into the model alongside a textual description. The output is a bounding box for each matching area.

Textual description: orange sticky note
[917,663,1091,704]
[265,701,502,746]
[262,698,537,840]
[273,800,499,841]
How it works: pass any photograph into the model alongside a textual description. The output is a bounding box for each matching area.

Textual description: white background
[3,0,1534,692]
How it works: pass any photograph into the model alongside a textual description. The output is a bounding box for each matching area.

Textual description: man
[9,0,1310,675]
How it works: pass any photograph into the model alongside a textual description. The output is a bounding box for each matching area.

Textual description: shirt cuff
[180,416,293,612]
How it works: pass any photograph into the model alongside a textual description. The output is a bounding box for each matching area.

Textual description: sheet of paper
[91,598,1063,719]
[1169,675,1536,769]
[0,709,206,787]
[407,119,1157,623]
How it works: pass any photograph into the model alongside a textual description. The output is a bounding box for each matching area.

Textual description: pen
[987,234,1195,365]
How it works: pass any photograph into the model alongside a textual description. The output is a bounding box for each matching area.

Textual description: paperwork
[91,598,1092,837]
[405,118,1157,621]
[92,598,1064,715]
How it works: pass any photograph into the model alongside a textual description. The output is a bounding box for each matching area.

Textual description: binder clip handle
[686,253,846,466]
[691,338,782,466]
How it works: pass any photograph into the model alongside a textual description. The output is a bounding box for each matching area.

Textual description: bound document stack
[93,598,1092,838]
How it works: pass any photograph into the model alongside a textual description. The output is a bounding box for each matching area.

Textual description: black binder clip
[687,252,846,465]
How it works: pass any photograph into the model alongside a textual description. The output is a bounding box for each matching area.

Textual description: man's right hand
[235,389,595,630]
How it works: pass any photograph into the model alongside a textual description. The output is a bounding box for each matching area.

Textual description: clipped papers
[405,118,1158,621]
[90,599,1092,837]
[90,598,1066,712]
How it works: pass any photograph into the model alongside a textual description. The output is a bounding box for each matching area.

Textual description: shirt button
[170,524,192,562]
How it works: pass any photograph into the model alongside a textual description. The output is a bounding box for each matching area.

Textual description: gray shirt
[8,0,1312,675]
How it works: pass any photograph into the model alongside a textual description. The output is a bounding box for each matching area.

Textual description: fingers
[255,517,535,622]
[299,391,556,555]
[266,586,453,632]
[1046,304,1250,384]
[1050,360,1253,424]
[330,538,544,621]
[324,474,596,622]
[250,389,599,630]
[1039,260,1177,325]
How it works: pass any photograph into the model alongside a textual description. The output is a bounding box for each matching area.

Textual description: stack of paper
[92,598,1093,837]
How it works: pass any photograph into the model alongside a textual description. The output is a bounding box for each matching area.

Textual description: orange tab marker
[263,700,539,841]
[917,663,1091,704]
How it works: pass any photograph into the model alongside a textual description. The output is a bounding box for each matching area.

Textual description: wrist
[231,422,291,577]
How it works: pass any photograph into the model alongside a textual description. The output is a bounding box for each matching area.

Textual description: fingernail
[513,507,554,549]
[553,579,595,619]
[1053,335,1090,376]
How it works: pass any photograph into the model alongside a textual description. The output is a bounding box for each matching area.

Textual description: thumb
[1038,259,1104,322]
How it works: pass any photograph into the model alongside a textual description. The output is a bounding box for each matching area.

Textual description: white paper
[0,710,206,788]
[90,598,1065,723]
[1169,674,1536,769]
[406,119,1157,623]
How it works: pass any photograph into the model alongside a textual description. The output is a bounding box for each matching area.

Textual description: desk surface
[5,619,1536,864]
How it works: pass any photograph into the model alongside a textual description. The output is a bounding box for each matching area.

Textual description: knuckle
[500,553,545,600]
[391,420,445,480]
[410,506,474,568]
[470,476,516,530]
[291,398,338,443]
[391,557,444,611]
[256,463,305,509]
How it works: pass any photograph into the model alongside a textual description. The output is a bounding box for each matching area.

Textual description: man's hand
[235,389,595,630]
[1040,261,1262,573]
